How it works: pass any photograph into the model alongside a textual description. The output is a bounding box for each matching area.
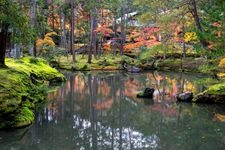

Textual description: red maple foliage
[124,27,161,52]
[94,24,113,37]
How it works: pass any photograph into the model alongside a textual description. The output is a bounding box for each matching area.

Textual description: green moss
[138,44,200,61]
[155,58,208,73]
[0,57,65,129]
[193,83,225,103]
[6,57,65,81]
[194,78,219,86]
[13,107,34,128]
[156,59,181,71]
[56,54,137,71]
[198,64,218,75]
[72,62,90,71]
[206,83,225,95]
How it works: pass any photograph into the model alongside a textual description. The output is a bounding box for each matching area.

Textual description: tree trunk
[163,44,166,60]
[190,0,207,48]
[120,0,126,55]
[34,41,37,57]
[113,10,117,55]
[61,8,68,57]
[0,24,8,67]
[182,13,186,59]
[88,15,94,64]
[70,0,76,63]
[93,6,98,59]
[30,0,37,57]
[51,5,55,31]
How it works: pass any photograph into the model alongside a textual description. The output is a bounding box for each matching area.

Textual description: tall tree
[88,0,98,63]
[189,0,207,48]
[70,0,76,63]
[120,0,126,55]
[31,0,37,57]
[200,0,225,52]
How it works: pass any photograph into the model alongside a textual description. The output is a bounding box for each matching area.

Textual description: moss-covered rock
[6,57,65,82]
[193,83,225,103]
[0,57,65,129]
[13,106,34,128]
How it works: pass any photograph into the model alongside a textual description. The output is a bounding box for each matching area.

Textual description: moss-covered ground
[0,57,65,129]
[53,54,140,71]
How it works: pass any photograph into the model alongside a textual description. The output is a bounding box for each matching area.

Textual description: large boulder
[176,91,193,102]
[137,88,155,98]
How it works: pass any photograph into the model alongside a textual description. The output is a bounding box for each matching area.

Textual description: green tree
[0,0,33,66]
[200,0,225,56]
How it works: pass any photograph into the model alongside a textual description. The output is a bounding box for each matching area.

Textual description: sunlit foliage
[36,32,57,55]
[184,32,198,43]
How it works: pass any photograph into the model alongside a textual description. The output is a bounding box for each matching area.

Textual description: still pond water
[0,71,225,150]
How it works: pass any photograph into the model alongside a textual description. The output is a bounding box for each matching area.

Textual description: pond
[0,71,225,150]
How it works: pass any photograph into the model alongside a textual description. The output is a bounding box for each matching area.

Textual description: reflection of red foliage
[124,78,142,98]
[74,76,85,94]
[98,81,111,97]
[93,99,113,110]
[150,103,178,117]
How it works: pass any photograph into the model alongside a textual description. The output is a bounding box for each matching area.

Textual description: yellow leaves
[184,32,198,43]
[36,32,56,49]
[36,39,45,48]
[44,37,55,47]
[45,32,57,37]
[219,58,225,68]
[185,20,192,28]
[217,73,225,77]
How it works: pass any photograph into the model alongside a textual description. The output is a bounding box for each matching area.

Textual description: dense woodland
[0,0,225,129]
[0,0,224,65]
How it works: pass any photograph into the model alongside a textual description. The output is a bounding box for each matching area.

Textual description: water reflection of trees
[1,72,224,150]
[40,72,161,149]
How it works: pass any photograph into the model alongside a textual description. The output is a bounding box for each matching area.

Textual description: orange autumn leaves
[36,32,57,55]
[94,24,113,37]
[100,26,161,52]
[124,27,160,52]
[36,32,57,48]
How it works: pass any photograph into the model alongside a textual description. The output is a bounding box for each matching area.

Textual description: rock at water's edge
[176,91,193,102]
[137,88,155,98]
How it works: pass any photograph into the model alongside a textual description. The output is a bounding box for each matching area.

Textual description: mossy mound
[0,57,65,129]
[193,83,225,103]
[6,57,65,82]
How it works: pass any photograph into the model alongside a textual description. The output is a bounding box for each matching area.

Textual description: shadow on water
[0,71,225,150]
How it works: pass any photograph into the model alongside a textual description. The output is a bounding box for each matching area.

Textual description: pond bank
[51,54,140,71]
[0,57,65,129]
[53,54,218,74]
